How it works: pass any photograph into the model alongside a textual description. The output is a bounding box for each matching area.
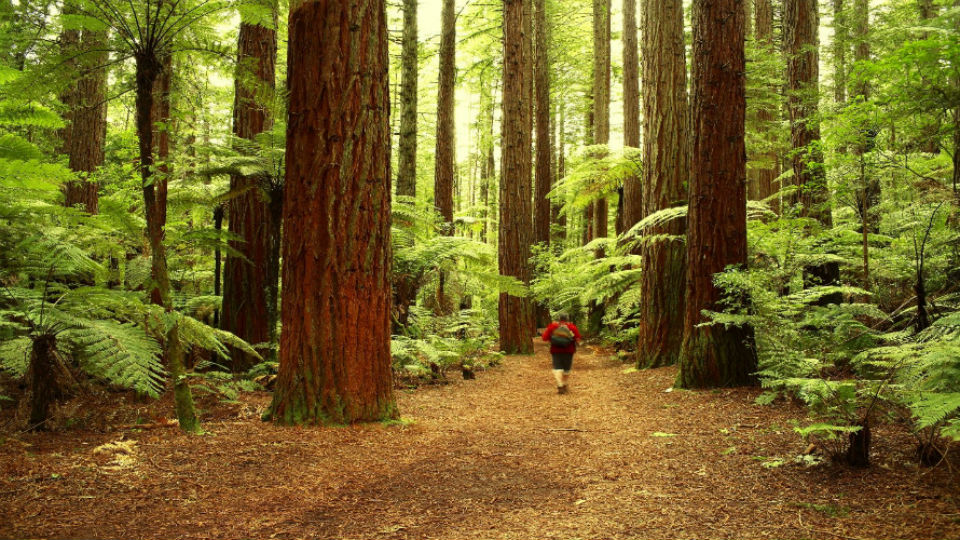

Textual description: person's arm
[569,323,582,341]
[541,322,558,341]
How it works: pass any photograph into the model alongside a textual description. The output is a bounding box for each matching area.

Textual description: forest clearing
[1,0,960,537]
[2,341,957,540]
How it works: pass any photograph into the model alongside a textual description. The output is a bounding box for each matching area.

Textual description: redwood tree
[267,0,396,425]
[532,0,551,248]
[753,0,778,208]
[620,0,641,228]
[677,0,757,388]
[221,3,279,371]
[637,0,688,369]
[397,0,418,198]
[784,0,840,296]
[591,0,610,243]
[434,0,456,230]
[499,0,534,354]
[60,13,107,214]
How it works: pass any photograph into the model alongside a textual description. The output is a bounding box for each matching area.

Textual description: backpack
[550,324,575,347]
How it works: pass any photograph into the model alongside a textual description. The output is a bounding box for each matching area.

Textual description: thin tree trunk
[677,0,758,389]
[222,10,279,371]
[637,0,688,369]
[591,0,610,243]
[267,0,396,425]
[434,0,456,231]
[621,0,641,229]
[754,0,778,211]
[499,0,534,354]
[533,0,552,248]
[784,0,841,301]
[397,0,418,198]
[61,21,107,214]
[832,0,847,104]
[134,49,199,434]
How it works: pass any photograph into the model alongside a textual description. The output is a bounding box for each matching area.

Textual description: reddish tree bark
[533,0,552,248]
[637,0,688,369]
[499,0,534,354]
[61,17,107,214]
[396,0,418,199]
[784,0,840,298]
[268,0,396,425]
[222,9,279,371]
[677,0,758,389]
[753,0,778,210]
[621,0,641,229]
[434,0,456,230]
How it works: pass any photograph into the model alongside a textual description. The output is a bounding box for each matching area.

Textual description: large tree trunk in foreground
[784,0,841,300]
[222,11,279,372]
[61,22,107,214]
[499,0,534,354]
[268,0,396,425]
[135,51,199,433]
[434,0,456,231]
[677,0,758,389]
[397,0,418,199]
[637,0,688,369]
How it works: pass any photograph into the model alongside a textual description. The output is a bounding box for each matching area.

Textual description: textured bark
[677,0,758,389]
[533,0,552,248]
[26,335,75,430]
[832,0,847,104]
[268,0,396,425]
[556,104,566,242]
[135,49,200,434]
[499,0,534,354]
[621,0,641,229]
[61,20,107,214]
[590,0,610,248]
[754,0,778,209]
[222,12,278,372]
[784,0,841,297]
[851,0,878,239]
[434,0,456,230]
[637,0,688,369]
[397,0,418,198]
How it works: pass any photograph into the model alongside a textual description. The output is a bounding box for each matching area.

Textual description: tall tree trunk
[621,0,641,229]
[533,0,552,327]
[637,0,689,369]
[134,49,199,434]
[832,0,847,104]
[267,0,396,425]
[222,7,279,372]
[499,0,534,354]
[434,0,456,231]
[677,0,758,389]
[852,0,875,285]
[588,0,610,240]
[754,0,778,211]
[784,0,841,300]
[533,0,552,248]
[397,0,418,198]
[61,18,107,214]
[556,103,566,244]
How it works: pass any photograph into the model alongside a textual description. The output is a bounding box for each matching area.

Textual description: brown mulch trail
[1,340,958,539]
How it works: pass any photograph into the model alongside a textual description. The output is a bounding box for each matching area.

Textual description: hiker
[541,313,582,394]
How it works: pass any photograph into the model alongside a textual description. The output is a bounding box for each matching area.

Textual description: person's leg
[554,353,573,392]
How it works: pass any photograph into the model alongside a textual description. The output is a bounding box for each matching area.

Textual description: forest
[0,0,958,537]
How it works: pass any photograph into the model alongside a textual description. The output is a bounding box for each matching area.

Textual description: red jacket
[541,321,582,354]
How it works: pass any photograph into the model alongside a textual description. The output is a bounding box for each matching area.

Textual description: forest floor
[1,340,958,539]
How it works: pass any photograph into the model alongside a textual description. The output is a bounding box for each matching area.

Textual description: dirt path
[1,341,958,539]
